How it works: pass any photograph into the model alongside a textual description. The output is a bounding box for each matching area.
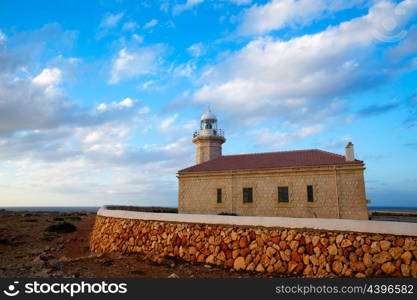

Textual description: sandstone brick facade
[193,135,225,164]
[178,164,368,220]
[90,215,417,277]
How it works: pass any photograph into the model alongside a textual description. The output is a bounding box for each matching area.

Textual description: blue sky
[0,0,416,207]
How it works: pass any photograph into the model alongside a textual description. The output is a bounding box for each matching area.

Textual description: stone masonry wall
[192,136,224,164]
[178,165,368,220]
[90,215,417,277]
[337,169,367,219]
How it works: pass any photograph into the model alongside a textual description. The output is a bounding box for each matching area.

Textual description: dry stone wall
[90,215,417,277]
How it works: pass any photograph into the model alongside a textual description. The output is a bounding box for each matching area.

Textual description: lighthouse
[192,108,226,164]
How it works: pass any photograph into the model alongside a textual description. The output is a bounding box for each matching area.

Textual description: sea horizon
[0,206,101,213]
[1,205,417,213]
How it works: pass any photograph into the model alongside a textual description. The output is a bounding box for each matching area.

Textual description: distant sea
[0,206,416,213]
[0,206,100,213]
[367,206,417,211]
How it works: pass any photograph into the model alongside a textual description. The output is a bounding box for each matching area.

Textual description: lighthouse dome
[200,109,217,121]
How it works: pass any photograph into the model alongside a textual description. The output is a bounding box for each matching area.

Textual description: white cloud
[82,125,129,145]
[31,67,63,96]
[172,0,252,16]
[230,0,252,4]
[187,42,206,57]
[194,0,417,125]
[252,125,324,149]
[96,97,135,112]
[108,46,163,84]
[132,34,144,43]
[172,61,196,77]
[159,114,178,131]
[0,24,192,207]
[100,12,124,28]
[237,0,369,36]
[0,28,91,135]
[0,80,186,205]
[388,25,417,60]
[160,1,170,13]
[252,129,293,149]
[144,19,158,29]
[68,57,82,64]
[0,124,192,206]
[97,103,107,111]
[0,29,6,42]
[139,80,155,90]
[32,68,62,86]
[119,97,134,107]
[122,21,138,31]
[158,114,198,134]
[173,0,204,15]
[298,124,324,137]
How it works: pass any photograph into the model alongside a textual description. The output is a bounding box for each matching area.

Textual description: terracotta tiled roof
[178,149,363,173]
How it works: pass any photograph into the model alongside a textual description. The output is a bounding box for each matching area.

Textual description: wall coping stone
[98,206,417,236]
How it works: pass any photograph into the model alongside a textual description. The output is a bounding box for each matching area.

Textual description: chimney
[345,142,355,161]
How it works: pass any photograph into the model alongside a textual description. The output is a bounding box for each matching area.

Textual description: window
[243,187,253,203]
[278,186,289,202]
[307,185,314,202]
[216,188,222,203]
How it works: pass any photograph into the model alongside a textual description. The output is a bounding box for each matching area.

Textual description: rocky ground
[0,209,290,278]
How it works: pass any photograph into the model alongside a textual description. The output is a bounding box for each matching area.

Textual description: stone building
[177,110,368,220]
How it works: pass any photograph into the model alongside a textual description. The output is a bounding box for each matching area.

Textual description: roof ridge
[222,149,323,157]
[177,148,363,173]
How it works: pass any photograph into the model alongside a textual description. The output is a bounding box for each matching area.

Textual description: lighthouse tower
[192,108,226,164]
